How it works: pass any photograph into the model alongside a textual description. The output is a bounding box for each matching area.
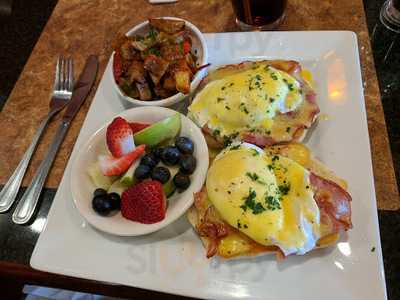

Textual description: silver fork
[0,57,74,213]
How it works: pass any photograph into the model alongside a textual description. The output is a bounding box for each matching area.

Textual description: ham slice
[310,173,353,232]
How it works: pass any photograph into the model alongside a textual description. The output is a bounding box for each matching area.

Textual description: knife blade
[12,55,99,225]
[62,55,99,122]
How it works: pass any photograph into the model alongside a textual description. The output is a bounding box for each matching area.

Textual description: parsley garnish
[225,105,231,110]
[217,97,225,102]
[246,172,267,185]
[246,172,259,181]
[270,73,278,80]
[251,149,259,156]
[286,127,291,133]
[229,144,241,150]
[237,220,242,228]
[272,155,279,161]
[148,47,161,56]
[240,189,266,215]
[147,28,158,40]
[265,195,281,210]
[278,182,291,195]
[223,132,239,147]
[239,103,249,114]
[269,97,275,103]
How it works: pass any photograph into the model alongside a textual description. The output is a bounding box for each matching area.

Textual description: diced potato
[112,34,129,51]
[163,74,176,91]
[127,60,146,84]
[118,78,140,98]
[136,82,152,100]
[149,18,185,34]
[161,44,185,61]
[121,40,139,61]
[185,53,197,73]
[174,70,191,94]
[144,55,169,85]
[154,85,175,98]
[165,31,188,44]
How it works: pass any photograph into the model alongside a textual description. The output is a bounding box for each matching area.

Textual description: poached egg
[206,143,320,256]
[188,62,304,141]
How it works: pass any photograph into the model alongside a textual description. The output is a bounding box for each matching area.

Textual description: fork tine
[67,58,74,92]
[59,57,65,91]
[54,56,61,91]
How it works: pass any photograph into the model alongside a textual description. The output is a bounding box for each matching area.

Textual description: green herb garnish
[278,182,291,195]
[265,195,281,210]
[240,189,266,215]
[272,155,279,161]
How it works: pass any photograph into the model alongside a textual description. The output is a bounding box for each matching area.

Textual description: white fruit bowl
[70,106,209,236]
[111,17,208,107]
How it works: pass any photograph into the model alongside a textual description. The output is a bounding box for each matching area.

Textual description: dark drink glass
[231,0,287,31]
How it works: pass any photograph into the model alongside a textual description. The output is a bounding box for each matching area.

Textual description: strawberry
[121,180,166,224]
[106,117,135,157]
[99,144,145,176]
[129,122,150,134]
[113,51,123,83]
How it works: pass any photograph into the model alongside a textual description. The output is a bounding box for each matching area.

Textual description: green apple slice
[133,113,181,147]
[87,162,119,190]
[162,165,179,198]
[120,159,140,187]
[108,180,128,196]
[163,179,176,198]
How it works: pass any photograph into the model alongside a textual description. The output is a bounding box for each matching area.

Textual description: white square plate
[31,32,387,300]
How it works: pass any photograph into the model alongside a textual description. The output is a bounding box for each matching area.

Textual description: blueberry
[161,146,181,165]
[173,172,191,191]
[140,153,159,169]
[175,137,194,154]
[93,188,107,197]
[92,195,113,216]
[134,164,151,180]
[108,192,121,210]
[180,155,197,174]
[153,147,164,159]
[151,166,171,184]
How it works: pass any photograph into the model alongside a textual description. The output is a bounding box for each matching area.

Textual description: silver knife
[12,55,99,225]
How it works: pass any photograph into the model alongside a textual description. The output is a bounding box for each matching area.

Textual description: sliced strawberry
[129,122,151,134]
[106,117,135,157]
[113,51,123,83]
[99,144,146,176]
[121,180,166,224]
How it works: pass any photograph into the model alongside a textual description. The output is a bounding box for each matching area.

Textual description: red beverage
[231,0,287,30]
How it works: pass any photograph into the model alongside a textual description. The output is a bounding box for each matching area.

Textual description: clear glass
[371,0,400,63]
[380,0,400,33]
[231,0,287,31]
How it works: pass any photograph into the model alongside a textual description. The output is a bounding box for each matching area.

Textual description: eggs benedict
[187,143,352,259]
[188,60,319,148]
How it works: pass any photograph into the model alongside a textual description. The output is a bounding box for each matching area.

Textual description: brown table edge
[0,261,197,299]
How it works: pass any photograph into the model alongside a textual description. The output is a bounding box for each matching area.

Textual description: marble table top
[0,0,398,210]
